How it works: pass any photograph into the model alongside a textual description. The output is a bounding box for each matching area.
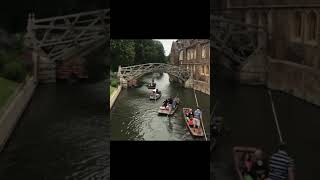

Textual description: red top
[188,119,194,126]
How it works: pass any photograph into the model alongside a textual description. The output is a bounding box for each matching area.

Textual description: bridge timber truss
[118,63,191,84]
[211,14,267,70]
[25,9,110,62]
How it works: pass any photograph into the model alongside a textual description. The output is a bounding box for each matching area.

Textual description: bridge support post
[32,48,39,82]
[184,77,193,89]
[120,77,128,88]
[37,52,56,83]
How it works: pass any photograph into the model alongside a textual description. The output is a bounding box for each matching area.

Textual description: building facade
[170,39,210,95]
[214,0,320,105]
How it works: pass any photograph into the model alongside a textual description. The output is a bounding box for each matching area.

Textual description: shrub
[111,79,118,87]
[2,61,27,82]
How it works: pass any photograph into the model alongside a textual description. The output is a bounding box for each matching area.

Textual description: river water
[0,81,109,180]
[111,73,210,141]
[211,82,320,180]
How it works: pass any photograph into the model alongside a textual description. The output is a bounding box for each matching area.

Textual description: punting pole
[194,88,208,141]
[268,90,283,143]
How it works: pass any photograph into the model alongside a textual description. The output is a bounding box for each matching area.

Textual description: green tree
[110,39,166,70]
[110,40,135,72]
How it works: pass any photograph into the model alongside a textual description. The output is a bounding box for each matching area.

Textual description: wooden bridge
[211,14,267,71]
[25,9,110,83]
[118,63,191,88]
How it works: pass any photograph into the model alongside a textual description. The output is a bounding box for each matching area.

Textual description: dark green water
[111,73,210,141]
[211,84,320,180]
[0,81,109,180]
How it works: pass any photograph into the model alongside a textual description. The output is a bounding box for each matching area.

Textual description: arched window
[179,50,183,60]
[205,65,209,75]
[187,50,190,60]
[261,12,268,27]
[201,46,206,58]
[294,12,302,39]
[251,12,258,25]
[307,11,317,41]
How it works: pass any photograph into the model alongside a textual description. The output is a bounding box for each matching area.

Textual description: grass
[0,77,18,110]
[110,86,116,96]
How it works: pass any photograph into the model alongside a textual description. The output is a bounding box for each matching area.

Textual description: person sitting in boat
[241,152,254,180]
[252,149,268,180]
[153,89,159,94]
[187,110,193,118]
[163,99,168,107]
[172,99,176,109]
[167,103,172,112]
[168,97,173,105]
[193,117,200,133]
[188,117,194,128]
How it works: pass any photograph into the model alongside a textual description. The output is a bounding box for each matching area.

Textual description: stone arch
[305,10,318,42]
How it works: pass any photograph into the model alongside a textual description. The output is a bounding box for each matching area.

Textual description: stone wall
[268,58,320,106]
[37,53,56,83]
[0,77,37,152]
[193,80,210,95]
[219,1,320,106]
[110,85,122,109]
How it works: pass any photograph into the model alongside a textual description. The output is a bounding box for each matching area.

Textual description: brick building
[170,39,210,95]
[213,0,320,105]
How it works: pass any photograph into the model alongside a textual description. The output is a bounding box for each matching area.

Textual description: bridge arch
[24,9,109,83]
[117,63,192,88]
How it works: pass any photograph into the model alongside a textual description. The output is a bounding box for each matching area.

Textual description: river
[111,73,210,141]
[0,80,109,180]
[211,82,320,180]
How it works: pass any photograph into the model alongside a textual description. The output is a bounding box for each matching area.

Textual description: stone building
[170,39,210,95]
[213,0,320,106]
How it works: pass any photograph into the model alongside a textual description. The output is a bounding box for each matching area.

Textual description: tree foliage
[110,40,166,72]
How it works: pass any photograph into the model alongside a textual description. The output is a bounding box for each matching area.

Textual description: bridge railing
[211,14,268,69]
[118,63,191,81]
[25,9,109,62]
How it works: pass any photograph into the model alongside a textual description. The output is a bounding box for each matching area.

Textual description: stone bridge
[211,14,268,84]
[117,63,192,88]
[25,9,109,83]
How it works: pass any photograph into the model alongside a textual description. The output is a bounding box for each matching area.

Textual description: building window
[194,49,197,59]
[294,12,302,39]
[306,11,317,41]
[187,50,189,60]
[191,50,193,60]
[261,12,268,27]
[201,65,205,75]
[179,50,183,60]
[201,46,206,58]
[205,65,209,76]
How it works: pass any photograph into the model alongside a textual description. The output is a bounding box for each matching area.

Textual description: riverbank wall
[238,55,320,106]
[0,77,37,152]
[110,85,122,109]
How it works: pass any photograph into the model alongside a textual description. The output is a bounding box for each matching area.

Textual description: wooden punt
[182,108,204,137]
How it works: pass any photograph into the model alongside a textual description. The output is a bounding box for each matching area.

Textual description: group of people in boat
[152,88,161,94]
[162,97,177,111]
[185,108,202,133]
[148,79,156,87]
[237,143,294,180]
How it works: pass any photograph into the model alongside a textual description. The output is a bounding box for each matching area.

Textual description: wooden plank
[34,9,109,23]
